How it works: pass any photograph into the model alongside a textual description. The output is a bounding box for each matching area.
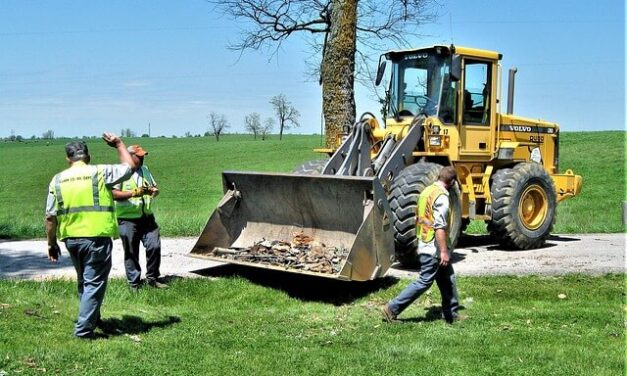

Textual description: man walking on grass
[45,133,137,339]
[382,166,464,324]
[112,144,167,290]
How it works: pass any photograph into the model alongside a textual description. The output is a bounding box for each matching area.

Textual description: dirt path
[0,234,624,281]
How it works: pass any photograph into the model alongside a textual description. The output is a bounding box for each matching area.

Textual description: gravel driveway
[0,234,624,281]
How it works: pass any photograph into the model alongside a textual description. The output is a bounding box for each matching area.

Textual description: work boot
[381,304,399,323]
[444,314,469,324]
[147,279,168,289]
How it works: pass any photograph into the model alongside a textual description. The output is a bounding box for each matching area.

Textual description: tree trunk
[321,0,357,149]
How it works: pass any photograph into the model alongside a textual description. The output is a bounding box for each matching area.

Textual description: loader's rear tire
[292,160,327,175]
[388,162,462,266]
[489,162,557,249]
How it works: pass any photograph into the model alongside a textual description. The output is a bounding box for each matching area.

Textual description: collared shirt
[418,181,450,257]
[45,162,132,216]
[112,165,157,192]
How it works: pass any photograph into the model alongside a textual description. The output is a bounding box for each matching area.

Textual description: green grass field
[0,131,624,238]
[0,274,623,375]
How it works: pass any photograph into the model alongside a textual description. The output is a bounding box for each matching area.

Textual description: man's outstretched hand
[102,132,122,148]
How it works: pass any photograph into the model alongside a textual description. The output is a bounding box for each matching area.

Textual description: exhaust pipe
[507,67,518,114]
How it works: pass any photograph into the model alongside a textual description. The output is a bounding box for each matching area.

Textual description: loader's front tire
[292,160,327,175]
[388,162,462,267]
[489,162,557,249]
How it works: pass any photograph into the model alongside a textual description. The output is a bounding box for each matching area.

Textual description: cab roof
[384,45,502,61]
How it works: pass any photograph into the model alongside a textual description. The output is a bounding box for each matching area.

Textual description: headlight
[429,136,442,146]
[432,125,440,134]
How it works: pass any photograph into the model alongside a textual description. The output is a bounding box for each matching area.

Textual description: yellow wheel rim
[518,184,548,230]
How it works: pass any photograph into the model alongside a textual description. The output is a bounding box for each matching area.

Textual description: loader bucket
[190,171,395,281]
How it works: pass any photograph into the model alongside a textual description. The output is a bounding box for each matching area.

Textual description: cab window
[463,61,491,125]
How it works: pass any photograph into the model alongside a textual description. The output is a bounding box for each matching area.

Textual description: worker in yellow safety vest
[112,144,167,290]
[382,166,464,324]
[45,133,138,339]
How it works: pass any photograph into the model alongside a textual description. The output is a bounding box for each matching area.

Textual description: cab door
[458,59,496,156]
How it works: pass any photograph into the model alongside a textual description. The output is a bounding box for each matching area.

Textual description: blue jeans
[118,215,162,287]
[65,237,112,337]
[388,253,459,320]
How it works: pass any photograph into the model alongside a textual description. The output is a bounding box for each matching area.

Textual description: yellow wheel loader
[191,45,582,280]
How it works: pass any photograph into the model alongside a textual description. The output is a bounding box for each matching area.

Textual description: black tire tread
[489,162,557,249]
[388,162,462,266]
[292,160,327,175]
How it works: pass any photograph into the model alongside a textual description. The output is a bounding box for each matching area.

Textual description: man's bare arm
[45,215,61,262]
[436,228,449,267]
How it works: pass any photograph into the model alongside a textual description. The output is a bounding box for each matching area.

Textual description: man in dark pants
[45,133,137,339]
[382,166,464,324]
[112,144,166,290]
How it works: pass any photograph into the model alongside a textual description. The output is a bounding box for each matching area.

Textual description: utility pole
[148,122,151,137]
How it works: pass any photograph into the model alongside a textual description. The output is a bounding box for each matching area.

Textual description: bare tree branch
[208,112,230,142]
[270,93,300,140]
[211,0,439,147]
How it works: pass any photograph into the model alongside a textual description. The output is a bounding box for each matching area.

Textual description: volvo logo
[511,125,532,132]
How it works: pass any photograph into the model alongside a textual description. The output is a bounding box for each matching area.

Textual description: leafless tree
[245,112,262,140]
[120,128,136,137]
[42,130,55,139]
[270,94,300,140]
[208,112,230,142]
[211,0,437,148]
[261,117,274,140]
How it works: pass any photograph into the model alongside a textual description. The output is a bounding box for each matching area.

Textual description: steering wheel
[413,95,435,107]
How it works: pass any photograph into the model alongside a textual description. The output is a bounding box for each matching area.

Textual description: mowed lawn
[0,134,321,238]
[0,274,624,375]
[0,131,624,238]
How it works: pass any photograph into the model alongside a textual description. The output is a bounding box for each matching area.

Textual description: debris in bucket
[209,231,348,274]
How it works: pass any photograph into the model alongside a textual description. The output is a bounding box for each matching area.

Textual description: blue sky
[0,0,624,138]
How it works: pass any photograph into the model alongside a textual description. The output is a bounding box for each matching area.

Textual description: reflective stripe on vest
[417,183,448,243]
[115,166,154,219]
[54,163,117,240]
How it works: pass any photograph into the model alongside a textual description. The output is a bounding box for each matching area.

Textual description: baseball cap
[128,144,148,157]
[65,141,89,160]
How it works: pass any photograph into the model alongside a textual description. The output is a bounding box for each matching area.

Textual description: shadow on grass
[193,264,399,305]
[396,306,448,324]
[98,315,181,337]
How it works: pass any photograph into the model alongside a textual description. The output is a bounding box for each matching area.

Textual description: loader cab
[382,46,456,124]
[379,45,501,158]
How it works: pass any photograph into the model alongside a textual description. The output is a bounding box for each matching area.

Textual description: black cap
[65,141,89,160]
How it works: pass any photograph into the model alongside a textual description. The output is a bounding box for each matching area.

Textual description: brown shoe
[147,280,169,289]
[445,314,468,324]
[381,304,399,323]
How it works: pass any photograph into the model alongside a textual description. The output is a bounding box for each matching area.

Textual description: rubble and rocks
[209,231,348,274]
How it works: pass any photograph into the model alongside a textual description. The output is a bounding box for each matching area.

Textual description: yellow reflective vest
[115,166,156,219]
[417,183,449,243]
[52,162,117,240]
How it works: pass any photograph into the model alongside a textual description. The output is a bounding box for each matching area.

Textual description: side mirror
[451,55,462,82]
[375,60,387,86]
